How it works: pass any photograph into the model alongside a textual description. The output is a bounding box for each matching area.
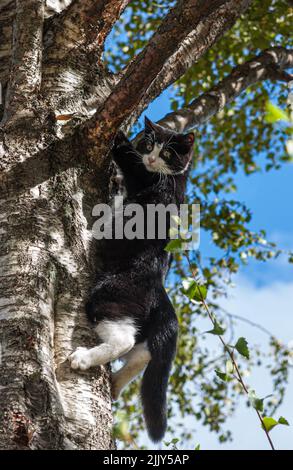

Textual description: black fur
[141,287,178,441]
[86,117,194,441]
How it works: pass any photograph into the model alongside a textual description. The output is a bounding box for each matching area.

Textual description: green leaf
[262,417,279,432]
[171,214,181,225]
[265,102,290,124]
[164,437,180,449]
[235,337,250,359]
[254,399,264,413]
[182,277,197,299]
[278,416,289,426]
[165,239,184,252]
[195,444,200,450]
[206,319,225,336]
[182,278,207,301]
[215,369,230,382]
[248,390,264,412]
[171,438,179,444]
[193,284,207,302]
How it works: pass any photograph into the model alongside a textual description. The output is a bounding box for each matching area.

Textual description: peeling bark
[3,0,45,125]
[0,0,15,88]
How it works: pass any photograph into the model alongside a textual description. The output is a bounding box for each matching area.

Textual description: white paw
[69,347,92,371]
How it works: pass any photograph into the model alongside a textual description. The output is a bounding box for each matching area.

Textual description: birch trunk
[0,0,119,450]
[0,132,114,449]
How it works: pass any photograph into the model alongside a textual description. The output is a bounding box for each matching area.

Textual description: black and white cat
[69,117,194,442]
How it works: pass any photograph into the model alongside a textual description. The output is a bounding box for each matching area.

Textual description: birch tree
[0,0,292,449]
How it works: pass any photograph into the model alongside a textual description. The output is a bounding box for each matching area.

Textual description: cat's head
[135,116,194,175]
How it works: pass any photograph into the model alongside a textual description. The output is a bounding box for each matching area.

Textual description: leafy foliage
[108,0,293,449]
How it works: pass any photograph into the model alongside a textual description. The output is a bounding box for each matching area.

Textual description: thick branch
[2,0,44,124]
[86,0,242,149]
[126,0,252,130]
[159,47,293,132]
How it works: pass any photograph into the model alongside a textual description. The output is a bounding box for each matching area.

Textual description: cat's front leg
[69,344,114,370]
[113,130,129,149]
[112,131,142,170]
[112,131,132,165]
[112,131,150,195]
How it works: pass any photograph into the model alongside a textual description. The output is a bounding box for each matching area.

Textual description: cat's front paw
[69,347,92,371]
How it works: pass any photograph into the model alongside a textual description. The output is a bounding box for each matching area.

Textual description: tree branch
[159,47,293,132]
[85,0,247,150]
[125,0,252,130]
[2,0,44,124]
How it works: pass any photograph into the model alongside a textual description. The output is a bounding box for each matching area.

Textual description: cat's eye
[146,143,153,152]
[162,149,171,158]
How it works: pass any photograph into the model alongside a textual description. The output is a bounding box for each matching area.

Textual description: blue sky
[136,84,293,450]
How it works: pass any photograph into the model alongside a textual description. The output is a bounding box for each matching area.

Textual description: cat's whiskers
[163,133,174,150]
[165,143,189,176]
[165,143,180,159]
[163,161,173,175]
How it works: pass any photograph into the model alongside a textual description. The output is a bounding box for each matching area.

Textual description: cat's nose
[148,155,156,165]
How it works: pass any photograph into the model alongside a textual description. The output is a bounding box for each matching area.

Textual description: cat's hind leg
[111,342,151,400]
[69,318,136,371]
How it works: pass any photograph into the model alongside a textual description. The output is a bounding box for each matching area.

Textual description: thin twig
[184,252,275,451]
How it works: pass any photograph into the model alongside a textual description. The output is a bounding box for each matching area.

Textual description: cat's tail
[141,288,178,442]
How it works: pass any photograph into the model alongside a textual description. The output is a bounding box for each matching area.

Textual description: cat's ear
[144,116,163,135]
[183,132,195,147]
